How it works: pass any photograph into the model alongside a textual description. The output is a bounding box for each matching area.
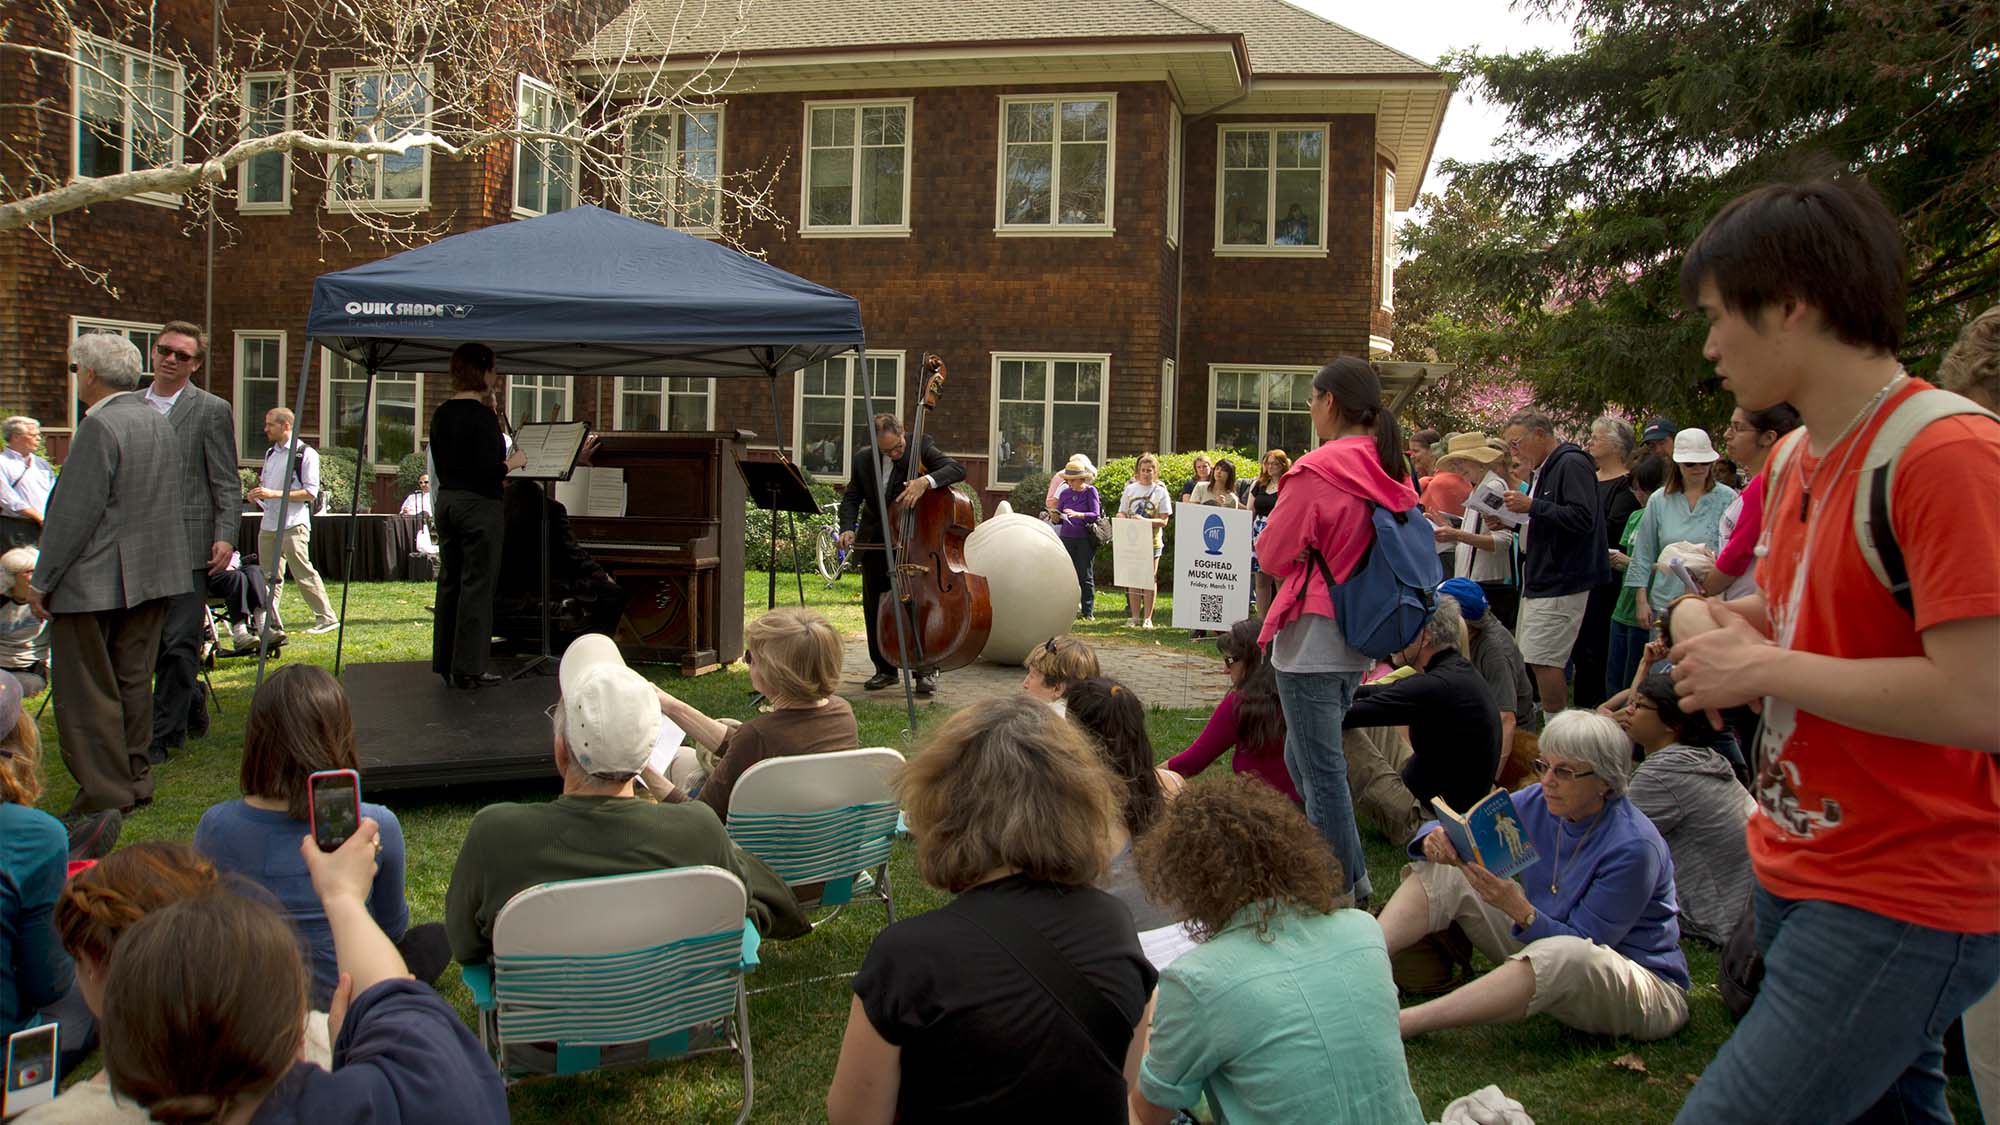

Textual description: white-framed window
[1159,358,1177,451]
[321,351,421,467]
[66,316,161,426]
[72,32,183,203]
[1215,124,1327,255]
[513,75,577,217]
[627,107,723,231]
[991,354,1108,487]
[996,94,1115,234]
[233,331,286,462]
[1165,106,1182,246]
[1209,366,1317,456]
[506,374,571,425]
[794,352,904,481]
[613,377,713,431]
[238,72,292,212]
[327,67,431,212]
[1381,168,1397,310]
[801,99,912,236]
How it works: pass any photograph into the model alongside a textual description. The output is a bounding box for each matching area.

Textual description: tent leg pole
[332,360,375,677]
[789,509,805,607]
[256,336,316,689]
[766,489,778,611]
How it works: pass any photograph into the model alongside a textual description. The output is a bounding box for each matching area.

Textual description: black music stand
[507,421,590,679]
[738,457,819,611]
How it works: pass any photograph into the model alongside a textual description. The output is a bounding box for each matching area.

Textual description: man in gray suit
[27,333,190,814]
[143,320,240,763]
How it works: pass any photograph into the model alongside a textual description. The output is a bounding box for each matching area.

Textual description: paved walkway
[834,635,1229,712]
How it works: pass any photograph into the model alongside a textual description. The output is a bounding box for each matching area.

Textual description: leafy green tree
[1394,0,1998,427]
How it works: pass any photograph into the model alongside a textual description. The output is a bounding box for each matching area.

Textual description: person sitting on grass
[194,664,449,1009]
[99,828,509,1123]
[1339,595,1503,844]
[1064,677,1175,929]
[649,608,858,815]
[826,697,1156,1123]
[0,547,50,694]
[1130,777,1425,1125]
[1020,633,1100,715]
[1378,710,1689,1042]
[445,633,807,971]
[26,842,334,1124]
[1440,578,1535,781]
[1162,618,1297,802]
[1613,671,1754,946]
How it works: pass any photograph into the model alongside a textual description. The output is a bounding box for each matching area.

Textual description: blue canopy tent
[261,207,919,716]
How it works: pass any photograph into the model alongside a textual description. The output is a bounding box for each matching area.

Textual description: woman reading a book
[1375,710,1691,1042]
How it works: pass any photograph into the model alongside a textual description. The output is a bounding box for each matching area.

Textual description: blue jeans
[1676,887,2000,1124]
[1274,668,1370,903]
[1606,620,1649,699]
[1062,534,1096,618]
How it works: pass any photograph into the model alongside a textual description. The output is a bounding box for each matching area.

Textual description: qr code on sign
[1199,593,1224,623]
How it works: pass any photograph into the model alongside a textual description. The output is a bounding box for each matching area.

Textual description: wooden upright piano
[566,431,747,673]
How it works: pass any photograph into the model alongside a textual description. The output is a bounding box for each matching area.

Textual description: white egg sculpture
[965,500,1081,665]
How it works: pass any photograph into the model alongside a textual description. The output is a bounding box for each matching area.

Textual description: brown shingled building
[0,0,1448,508]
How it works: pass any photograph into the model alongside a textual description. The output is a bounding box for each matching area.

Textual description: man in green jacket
[445,634,808,964]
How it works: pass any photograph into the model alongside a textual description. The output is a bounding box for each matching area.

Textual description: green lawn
[27,575,1981,1122]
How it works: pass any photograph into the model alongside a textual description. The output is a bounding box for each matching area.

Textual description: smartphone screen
[308,769,361,852]
[5,1023,59,1114]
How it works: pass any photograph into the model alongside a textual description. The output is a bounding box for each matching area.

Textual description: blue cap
[1437,578,1487,621]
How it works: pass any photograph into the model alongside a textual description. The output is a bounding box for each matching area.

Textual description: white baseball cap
[1672,427,1721,464]
[556,634,658,777]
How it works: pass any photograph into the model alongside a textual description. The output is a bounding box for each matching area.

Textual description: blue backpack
[1307,502,1443,660]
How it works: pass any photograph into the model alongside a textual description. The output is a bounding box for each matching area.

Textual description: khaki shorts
[1516,591,1590,667]
[1412,861,1688,1041]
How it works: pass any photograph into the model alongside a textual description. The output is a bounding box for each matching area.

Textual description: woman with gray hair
[0,416,54,549]
[1574,415,1644,709]
[1376,709,1689,1041]
[0,546,49,693]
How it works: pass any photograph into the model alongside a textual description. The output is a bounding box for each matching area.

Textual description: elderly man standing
[143,321,240,764]
[0,416,56,548]
[1501,411,1609,714]
[248,407,339,636]
[27,334,188,815]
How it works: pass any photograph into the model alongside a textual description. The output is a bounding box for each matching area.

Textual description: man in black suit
[837,413,964,694]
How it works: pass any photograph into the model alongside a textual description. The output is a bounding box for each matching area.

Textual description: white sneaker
[1141,618,1155,629]
[305,620,340,635]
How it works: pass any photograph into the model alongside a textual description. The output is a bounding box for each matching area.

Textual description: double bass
[876,354,992,673]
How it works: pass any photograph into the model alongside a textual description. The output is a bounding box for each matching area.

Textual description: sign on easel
[1171,506,1253,630]
[1111,517,1157,590]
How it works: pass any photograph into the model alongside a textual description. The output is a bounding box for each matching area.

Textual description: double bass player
[838,412,965,694]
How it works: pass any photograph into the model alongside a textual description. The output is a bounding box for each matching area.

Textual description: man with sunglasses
[139,321,240,765]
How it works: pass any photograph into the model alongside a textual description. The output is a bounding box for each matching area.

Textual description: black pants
[1571,580,1621,711]
[150,569,208,752]
[434,491,504,677]
[860,545,934,678]
[0,515,39,549]
[207,565,267,625]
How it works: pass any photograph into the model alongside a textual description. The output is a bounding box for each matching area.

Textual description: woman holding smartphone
[193,665,448,1007]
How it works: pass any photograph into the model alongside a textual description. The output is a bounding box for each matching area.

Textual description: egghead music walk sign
[1171,507,1253,630]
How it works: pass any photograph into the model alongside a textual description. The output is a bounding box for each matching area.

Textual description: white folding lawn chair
[725,747,903,928]
[461,866,759,1121]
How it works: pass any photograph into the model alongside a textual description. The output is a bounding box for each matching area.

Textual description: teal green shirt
[1611,508,1647,626]
[1138,906,1424,1125]
[1624,484,1739,612]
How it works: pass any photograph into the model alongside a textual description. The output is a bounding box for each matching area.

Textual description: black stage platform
[347,661,560,790]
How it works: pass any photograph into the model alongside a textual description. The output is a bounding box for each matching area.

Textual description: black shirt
[1595,472,1641,552]
[429,399,506,499]
[1250,481,1280,517]
[1344,648,1503,813]
[852,874,1155,1122]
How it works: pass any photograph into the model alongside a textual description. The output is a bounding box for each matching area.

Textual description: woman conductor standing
[431,343,525,688]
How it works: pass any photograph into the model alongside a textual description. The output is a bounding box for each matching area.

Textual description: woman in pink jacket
[1255,357,1419,907]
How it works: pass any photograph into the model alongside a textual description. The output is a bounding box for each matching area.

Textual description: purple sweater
[1054,483,1101,538]
[1166,691,1299,802]
[1409,784,1689,989]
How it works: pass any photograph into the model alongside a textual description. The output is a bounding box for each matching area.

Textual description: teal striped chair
[461,866,759,1120]
[725,747,903,928]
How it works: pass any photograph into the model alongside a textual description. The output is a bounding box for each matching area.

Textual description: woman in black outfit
[430,343,525,688]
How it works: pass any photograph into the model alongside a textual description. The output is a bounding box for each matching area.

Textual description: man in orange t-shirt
[1668,177,1999,1125]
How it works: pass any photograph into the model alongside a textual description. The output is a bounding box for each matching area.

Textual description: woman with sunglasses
[1375,710,1690,1042]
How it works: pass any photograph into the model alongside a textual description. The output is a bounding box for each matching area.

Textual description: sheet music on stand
[507,421,590,481]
